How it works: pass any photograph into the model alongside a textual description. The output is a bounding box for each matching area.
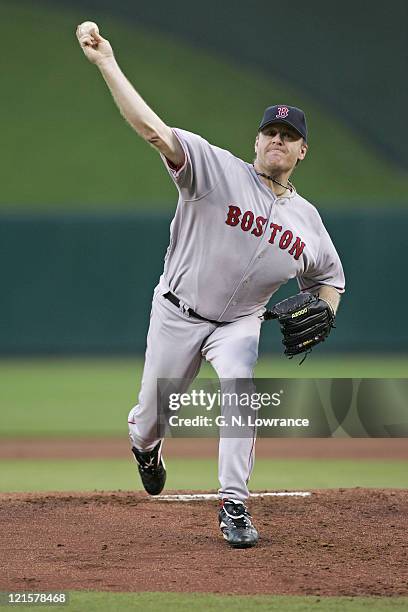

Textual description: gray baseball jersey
[158,128,345,321]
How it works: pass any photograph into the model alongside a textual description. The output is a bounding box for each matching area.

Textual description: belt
[163,292,228,326]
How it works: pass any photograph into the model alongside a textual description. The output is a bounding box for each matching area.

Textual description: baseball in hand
[77,21,99,38]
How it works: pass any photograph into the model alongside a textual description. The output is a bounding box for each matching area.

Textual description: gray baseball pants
[128,288,261,501]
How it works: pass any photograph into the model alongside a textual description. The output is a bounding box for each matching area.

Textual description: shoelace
[136,453,159,472]
[223,503,252,529]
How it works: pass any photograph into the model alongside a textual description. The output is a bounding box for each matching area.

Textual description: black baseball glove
[263,292,335,358]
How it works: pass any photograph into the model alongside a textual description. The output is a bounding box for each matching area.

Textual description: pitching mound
[0,489,407,596]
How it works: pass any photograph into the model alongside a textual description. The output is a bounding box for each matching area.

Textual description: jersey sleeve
[297,222,345,294]
[160,128,232,200]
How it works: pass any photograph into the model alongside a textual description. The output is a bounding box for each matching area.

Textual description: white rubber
[154,492,311,502]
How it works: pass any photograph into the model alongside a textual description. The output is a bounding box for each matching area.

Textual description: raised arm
[75,22,185,167]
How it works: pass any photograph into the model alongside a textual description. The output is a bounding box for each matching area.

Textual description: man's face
[254,123,308,175]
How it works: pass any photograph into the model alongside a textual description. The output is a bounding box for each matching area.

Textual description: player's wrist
[319,297,336,316]
[96,54,117,71]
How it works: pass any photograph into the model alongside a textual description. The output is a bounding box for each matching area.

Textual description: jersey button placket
[257,191,277,260]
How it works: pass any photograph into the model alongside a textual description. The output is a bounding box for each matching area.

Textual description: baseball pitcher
[76,22,345,548]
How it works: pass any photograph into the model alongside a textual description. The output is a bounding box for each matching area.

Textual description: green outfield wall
[0,211,406,354]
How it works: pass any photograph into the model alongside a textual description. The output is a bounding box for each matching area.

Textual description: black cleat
[219,499,259,548]
[131,441,166,496]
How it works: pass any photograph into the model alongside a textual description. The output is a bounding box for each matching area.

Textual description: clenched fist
[76,21,114,65]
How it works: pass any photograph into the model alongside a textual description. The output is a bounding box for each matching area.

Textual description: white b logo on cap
[276,106,289,119]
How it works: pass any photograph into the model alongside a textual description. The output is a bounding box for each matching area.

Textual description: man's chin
[265,162,286,176]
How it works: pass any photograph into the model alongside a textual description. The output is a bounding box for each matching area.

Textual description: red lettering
[225,206,305,261]
[279,230,293,250]
[268,223,282,244]
[225,205,242,227]
[251,216,267,237]
[241,211,254,232]
[288,236,306,260]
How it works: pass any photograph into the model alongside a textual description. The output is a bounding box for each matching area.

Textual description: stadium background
[0,1,407,610]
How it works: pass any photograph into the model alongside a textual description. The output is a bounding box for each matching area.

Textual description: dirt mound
[0,489,407,596]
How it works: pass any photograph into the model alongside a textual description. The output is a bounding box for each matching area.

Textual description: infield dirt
[0,489,407,597]
[1,437,407,460]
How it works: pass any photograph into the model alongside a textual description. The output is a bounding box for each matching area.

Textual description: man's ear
[298,140,308,162]
[254,134,259,155]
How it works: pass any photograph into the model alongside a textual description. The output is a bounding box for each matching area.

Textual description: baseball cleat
[219,498,259,548]
[131,441,166,496]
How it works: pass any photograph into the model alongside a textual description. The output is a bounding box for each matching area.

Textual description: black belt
[163,292,228,326]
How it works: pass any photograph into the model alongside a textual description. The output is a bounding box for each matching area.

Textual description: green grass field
[1,458,407,493]
[1,2,408,210]
[1,355,407,437]
[11,592,408,612]
[0,355,407,493]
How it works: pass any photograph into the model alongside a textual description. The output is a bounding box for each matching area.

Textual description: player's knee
[216,361,253,379]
